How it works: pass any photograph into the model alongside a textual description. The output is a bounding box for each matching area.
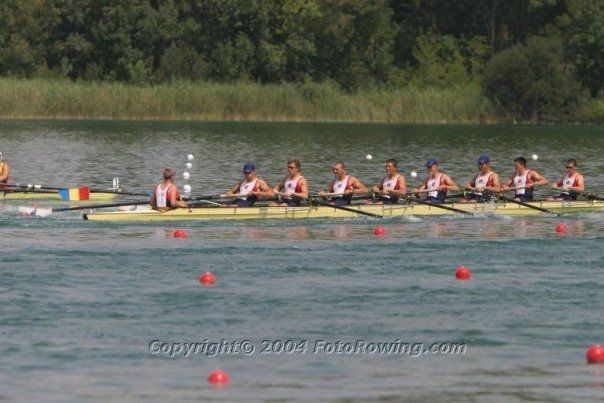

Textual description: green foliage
[482,37,583,122]
[412,32,469,88]
[0,0,601,122]
[561,0,604,96]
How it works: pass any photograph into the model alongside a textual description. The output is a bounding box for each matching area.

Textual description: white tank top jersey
[426,174,442,198]
[155,183,171,208]
[238,178,258,200]
[331,175,350,197]
[382,174,400,191]
[563,173,577,188]
[474,172,493,189]
[513,171,531,195]
[284,176,303,194]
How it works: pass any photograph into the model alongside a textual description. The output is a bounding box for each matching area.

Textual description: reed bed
[0,78,497,123]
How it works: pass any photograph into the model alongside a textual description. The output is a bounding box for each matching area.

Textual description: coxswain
[225,162,274,206]
[413,159,459,204]
[370,158,406,204]
[460,155,501,203]
[270,159,309,206]
[501,157,548,202]
[548,158,584,201]
[0,151,9,190]
[150,168,187,211]
[318,161,367,206]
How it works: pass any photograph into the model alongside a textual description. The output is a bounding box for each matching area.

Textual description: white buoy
[532,154,538,161]
[187,154,194,161]
[410,171,418,178]
[183,184,191,193]
[185,162,193,169]
[366,154,373,160]
[183,172,190,180]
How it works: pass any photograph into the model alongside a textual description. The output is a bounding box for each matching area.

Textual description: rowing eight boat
[2,191,117,202]
[83,200,604,221]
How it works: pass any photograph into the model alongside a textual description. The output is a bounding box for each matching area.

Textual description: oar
[310,197,383,218]
[585,193,604,201]
[498,195,559,215]
[19,200,150,217]
[404,197,475,216]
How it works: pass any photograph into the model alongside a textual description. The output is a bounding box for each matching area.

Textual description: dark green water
[1,121,603,401]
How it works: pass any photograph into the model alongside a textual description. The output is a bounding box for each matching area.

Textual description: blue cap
[477,155,490,165]
[242,162,256,173]
[425,158,438,167]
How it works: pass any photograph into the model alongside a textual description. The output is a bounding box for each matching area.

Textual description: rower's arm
[225,181,242,197]
[464,176,476,191]
[484,173,501,192]
[318,181,335,198]
[0,163,9,181]
[170,188,187,208]
[573,175,585,192]
[350,177,368,195]
[551,176,563,189]
[442,174,459,192]
[502,174,514,188]
[254,179,275,197]
[293,178,309,199]
[412,177,429,193]
[530,171,548,187]
[389,175,407,197]
[272,180,285,194]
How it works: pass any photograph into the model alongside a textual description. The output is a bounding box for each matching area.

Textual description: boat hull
[83,200,603,221]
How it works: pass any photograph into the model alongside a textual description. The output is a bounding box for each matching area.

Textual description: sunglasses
[566,166,575,169]
[287,166,297,169]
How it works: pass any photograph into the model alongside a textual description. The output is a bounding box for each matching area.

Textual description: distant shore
[0,78,502,124]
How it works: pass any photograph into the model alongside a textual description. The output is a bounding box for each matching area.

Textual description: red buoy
[455,266,472,280]
[374,226,386,236]
[555,223,568,234]
[208,369,230,384]
[586,344,604,364]
[173,229,187,238]
[199,272,216,286]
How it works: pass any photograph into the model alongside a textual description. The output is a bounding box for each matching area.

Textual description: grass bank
[0,78,498,123]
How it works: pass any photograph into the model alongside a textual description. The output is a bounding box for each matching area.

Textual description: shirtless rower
[150,168,187,211]
[270,159,309,207]
[501,157,548,202]
[318,161,367,206]
[0,152,9,190]
[460,155,501,203]
[370,158,406,204]
[548,158,585,201]
[413,159,459,204]
[225,162,274,207]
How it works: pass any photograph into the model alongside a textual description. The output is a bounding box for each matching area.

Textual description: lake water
[1,121,603,401]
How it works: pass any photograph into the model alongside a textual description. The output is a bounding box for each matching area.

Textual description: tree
[561,0,604,96]
[482,36,583,123]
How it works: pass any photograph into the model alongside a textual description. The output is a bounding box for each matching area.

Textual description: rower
[460,155,501,203]
[548,158,584,201]
[318,161,367,206]
[413,159,459,204]
[0,152,9,190]
[502,157,548,202]
[270,159,309,207]
[150,168,187,211]
[370,158,406,204]
[225,162,274,206]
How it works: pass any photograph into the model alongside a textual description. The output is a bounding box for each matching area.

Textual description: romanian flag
[59,186,90,201]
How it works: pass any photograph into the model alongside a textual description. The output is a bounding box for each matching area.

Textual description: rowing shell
[2,191,116,202]
[83,200,603,221]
